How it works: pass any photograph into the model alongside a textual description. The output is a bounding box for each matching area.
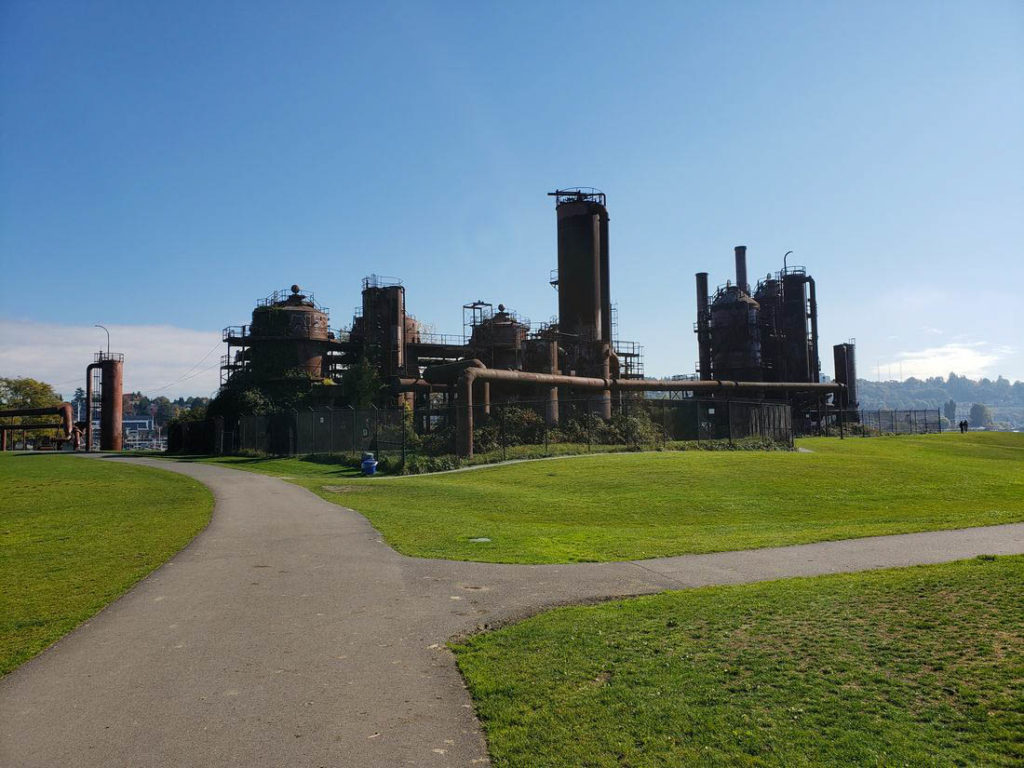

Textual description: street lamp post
[95,324,110,357]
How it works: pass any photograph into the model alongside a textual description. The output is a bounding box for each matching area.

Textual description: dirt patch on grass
[322,485,369,494]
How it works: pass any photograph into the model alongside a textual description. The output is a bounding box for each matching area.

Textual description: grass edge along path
[0,455,213,674]
[452,555,1024,768]
[181,432,1024,564]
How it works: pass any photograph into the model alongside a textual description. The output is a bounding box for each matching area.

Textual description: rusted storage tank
[356,277,407,378]
[709,285,762,382]
[469,304,528,370]
[552,189,610,347]
[781,271,812,382]
[99,357,123,451]
[833,342,858,410]
[249,285,329,379]
[754,274,784,381]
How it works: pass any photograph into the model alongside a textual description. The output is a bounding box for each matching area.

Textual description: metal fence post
[727,400,734,446]
[500,404,507,461]
[349,406,356,454]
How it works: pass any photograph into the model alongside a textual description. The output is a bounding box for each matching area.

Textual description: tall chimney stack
[734,245,748,293]
[695,272,711,379]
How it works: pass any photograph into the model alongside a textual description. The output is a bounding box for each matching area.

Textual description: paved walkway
[3,459,1023,767]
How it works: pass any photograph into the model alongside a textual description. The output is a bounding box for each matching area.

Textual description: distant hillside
[856,374,1023,428]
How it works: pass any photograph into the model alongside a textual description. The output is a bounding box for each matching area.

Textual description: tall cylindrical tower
[550,188,612,417]
[695,272,711,379]
[833,342,858,410]
[553,189,608,346]
[98,357,123,451]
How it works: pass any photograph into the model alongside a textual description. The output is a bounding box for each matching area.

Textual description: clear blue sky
[2,0,1022,395]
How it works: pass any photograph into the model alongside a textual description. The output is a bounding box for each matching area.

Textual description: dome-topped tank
[250,285,330,341]
[469,303,529,369]
[709,284,762,381]
[246,285,330,379]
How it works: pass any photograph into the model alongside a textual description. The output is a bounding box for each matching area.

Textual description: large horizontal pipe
[614,378,841,393]
[0,403,74,436]
[427,363,843,394]
[0,421,65,431]
[422,358,485,385]
[440,363,843,458]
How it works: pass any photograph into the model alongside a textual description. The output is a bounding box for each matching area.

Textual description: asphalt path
[3,458,1022,767]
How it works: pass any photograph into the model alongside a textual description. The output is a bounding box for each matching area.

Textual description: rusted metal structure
[213,188,853,457]
[695,246,825,386]
[222,286,334,384]
[833,341,859,411]
[86,352,124,451]
[402,360,841,457]
[0,403,75,451]
[547,188,614,417]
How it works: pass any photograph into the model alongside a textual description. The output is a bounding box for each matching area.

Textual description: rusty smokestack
[734,245,748,293]
[695,272,711,380]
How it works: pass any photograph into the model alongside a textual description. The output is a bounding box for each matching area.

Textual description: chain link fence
[849,409,943,436]
[203,397,793,464]
[232,407,410,459]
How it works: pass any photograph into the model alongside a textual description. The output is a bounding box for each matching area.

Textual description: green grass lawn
[0,455,212,674]
[183,432,1024,564]
[452,555,1024,767]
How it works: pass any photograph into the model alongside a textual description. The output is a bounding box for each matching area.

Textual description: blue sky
[2,0,1022,397]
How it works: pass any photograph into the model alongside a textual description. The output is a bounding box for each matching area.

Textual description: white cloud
[0,320,223,399]
[881,341,1015,380]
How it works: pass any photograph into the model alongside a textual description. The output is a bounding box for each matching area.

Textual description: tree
[969,403,993,429]
[0,377,63,410]
[71,387,87,421]
[943,399,957,422]
[150,396,175,425]
[340,356,382,408]
[0,377,64,443]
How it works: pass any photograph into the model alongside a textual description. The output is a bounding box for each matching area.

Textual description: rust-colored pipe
[0,403,74,434]
[807,276,820,382]
[419,360,845,457]
[0,403,74,450]
[449,366,841,457]
[423,358,485,385]
[85,362,101,452]
[545,338,559,426]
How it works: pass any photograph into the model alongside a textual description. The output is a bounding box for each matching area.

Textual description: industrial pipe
[428,362,843,458]
[85,362,101,452]
[422,358,485,384]
[807,276,820,382]
[0,403,74,451]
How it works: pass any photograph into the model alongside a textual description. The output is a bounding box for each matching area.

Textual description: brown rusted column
[481,381,490,416]
[544,339,559,426]
[99,358,123,451]
[457,372,474,458]
[594,341,612,420]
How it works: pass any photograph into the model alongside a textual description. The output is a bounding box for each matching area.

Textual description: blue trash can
[361,453,378,476]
